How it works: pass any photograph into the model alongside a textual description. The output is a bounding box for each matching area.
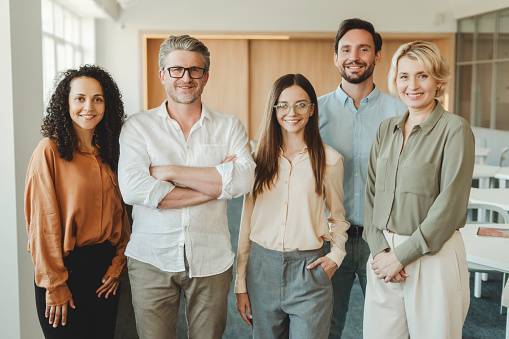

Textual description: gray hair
[158,35,210,71]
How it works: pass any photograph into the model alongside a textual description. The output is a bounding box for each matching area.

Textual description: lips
[406,93,423,99]
[284,118,301,125]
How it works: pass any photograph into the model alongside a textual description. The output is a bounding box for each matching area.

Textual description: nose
[84,98,94,111]
[287,106,298,116]
[181,69,192,81]
[349,49,359,61]
[409,77,419,90]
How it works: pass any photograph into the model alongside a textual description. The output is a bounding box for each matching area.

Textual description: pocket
[441,248,462,292]
[200,144,227,167]
[399,160,436,197]
[375,158,388,192]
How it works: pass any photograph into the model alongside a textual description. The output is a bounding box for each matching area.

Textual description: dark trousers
[35,242,120,339]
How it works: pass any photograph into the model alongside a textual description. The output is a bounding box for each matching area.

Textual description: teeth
[407,93,422,98]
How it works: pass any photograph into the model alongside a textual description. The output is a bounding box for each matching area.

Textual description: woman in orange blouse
[235,74,349,338]
[25,65,130,339]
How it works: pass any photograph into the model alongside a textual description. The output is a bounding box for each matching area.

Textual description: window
[41,0,93,104]
[456,8,509,130]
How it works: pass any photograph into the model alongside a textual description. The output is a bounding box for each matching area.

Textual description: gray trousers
[247,242,333,339]
[128,257,233,339]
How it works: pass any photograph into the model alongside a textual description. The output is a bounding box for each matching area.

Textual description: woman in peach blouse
[235,74,349,338]
[25,65,130,339]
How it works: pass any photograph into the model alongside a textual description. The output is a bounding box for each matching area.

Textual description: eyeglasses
[164,67,207,79]
[274,102,314,115]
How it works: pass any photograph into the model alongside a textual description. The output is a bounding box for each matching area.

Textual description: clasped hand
[371,251,408,283]
[46,274,119,328]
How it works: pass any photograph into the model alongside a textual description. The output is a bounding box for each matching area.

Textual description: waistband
[250,242,325,261]
[347,225,363,237]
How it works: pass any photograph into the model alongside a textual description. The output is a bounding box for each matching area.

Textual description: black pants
[35,242,120,339]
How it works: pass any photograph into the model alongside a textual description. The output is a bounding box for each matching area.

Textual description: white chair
[466,203,509,313]
[500,147,509,167]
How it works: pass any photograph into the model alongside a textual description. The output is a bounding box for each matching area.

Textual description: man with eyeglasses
[318,18,407,338]
[118,35,255,339]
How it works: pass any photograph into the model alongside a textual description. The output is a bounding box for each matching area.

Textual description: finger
[306,258,323,269]
[45,305,50,318]
[49,306,55,324]
[61,303,67,326]
[69,298,76,309]
[53,306,61,328]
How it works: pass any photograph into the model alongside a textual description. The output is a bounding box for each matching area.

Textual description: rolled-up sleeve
[324,154,349,267]
[215,119,255,200]
[234,193,255,293]
[118,118,175,209]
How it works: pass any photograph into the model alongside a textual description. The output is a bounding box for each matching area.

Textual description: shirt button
[355,133,359,138]
[355,213,359,217]
[355,153,359,157]
[355,192,359,196]
[355,172,359,177]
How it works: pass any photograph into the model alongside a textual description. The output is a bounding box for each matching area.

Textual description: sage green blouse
[363,101,475,266]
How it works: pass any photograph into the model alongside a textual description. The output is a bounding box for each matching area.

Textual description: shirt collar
[394,100,444,135]
[335,83,381,106]
[156,99,213,123]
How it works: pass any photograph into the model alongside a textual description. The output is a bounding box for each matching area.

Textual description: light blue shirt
[318,84,407,226]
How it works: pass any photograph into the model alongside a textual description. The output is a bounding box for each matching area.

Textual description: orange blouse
[25,138,130,306]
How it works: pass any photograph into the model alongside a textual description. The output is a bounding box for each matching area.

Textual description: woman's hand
[46,298,75,328]
[236,293,253,327]
[307,256,338,279]
[371,251,407,283]
[96,274,120,298]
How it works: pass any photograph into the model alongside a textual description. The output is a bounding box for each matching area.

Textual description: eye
[277,103,289,109]
[360,48,368,52]
[295,103,307,108]
[418,74,428,79]
[74,97,84,101]
[341,49,349,53]
[94,97,104,102]
[398,75,408,80]
[171,67,184,71]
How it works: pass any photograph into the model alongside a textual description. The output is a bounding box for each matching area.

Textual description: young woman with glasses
[234,74,350,338]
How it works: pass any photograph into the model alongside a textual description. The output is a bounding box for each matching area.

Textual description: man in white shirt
[118,35,255,339]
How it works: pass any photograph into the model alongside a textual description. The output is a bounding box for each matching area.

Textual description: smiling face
[396,56,441,114]
[68,76,105,135]
[159,50,209,105]
[276,85,314,139]
[334,29,381,84]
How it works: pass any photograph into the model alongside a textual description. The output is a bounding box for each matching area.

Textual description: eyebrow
[340,44,372,49]
[72,93,104,96]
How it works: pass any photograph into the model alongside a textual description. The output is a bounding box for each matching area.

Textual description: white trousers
[363,231,470,339]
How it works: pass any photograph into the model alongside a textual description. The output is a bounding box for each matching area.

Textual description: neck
[281,131,306,154]
[75,128,95,152]
[166,98,203,126]
[341,78,374,109]
[408,100,437,125]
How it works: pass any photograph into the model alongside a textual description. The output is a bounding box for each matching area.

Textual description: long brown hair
[252,74,326,200]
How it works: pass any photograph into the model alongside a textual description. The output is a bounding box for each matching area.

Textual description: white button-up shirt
[118,101,255,277]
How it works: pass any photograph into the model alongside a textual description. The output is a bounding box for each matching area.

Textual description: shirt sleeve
[324,154,349,267]
[25,145,73,306]
[363,125,391,257]
[106,204,131,279]
[215,118,255,199]
[118,118,175,209]
[234,193,255,293]
[394,121,475,266]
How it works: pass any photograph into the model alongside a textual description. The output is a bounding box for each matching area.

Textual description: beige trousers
[128,257,233,339]
[363,231,469,339]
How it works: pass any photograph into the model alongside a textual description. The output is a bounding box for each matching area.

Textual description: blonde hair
[388,41,450,98]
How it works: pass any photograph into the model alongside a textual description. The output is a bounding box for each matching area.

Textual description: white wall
[95,0,462,115]
[1,0,45,337]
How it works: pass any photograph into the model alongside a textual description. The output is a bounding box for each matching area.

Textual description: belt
[347,225,363,237]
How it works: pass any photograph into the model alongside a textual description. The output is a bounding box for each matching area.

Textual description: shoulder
[324,144,344,165]
[440,111,473,134]
[28,138,59,174]
[206,106,242,124]
[376,91,407,112]
[33,138,58,158]
[125,106,160,125]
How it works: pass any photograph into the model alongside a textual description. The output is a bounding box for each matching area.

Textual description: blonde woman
[363,41,474,339]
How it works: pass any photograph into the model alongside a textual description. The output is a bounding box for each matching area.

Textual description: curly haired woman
[25,65,131,339]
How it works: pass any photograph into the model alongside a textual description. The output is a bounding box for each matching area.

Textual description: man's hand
[306,256,338,279]
[46,298,75,328]
[236,293,253,327]
[96,274,120,298]
[371,251,407,283]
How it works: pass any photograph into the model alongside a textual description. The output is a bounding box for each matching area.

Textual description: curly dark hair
[41,64,125,172]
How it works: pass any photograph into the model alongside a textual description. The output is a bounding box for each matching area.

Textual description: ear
[158,69,166,84]
[333,53,339,68]
[203,71,210,86]
[374,50,382,65]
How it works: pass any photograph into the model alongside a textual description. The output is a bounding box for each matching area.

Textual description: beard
[339,61,375,84]
[166,80,205,104]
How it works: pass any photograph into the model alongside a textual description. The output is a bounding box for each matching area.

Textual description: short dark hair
[334,18,382,54]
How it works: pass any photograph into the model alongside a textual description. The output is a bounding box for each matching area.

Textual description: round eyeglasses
[274,102,314,115]
[164,67,207,79]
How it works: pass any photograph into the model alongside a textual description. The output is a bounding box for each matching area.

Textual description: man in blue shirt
[318,18,407,338]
